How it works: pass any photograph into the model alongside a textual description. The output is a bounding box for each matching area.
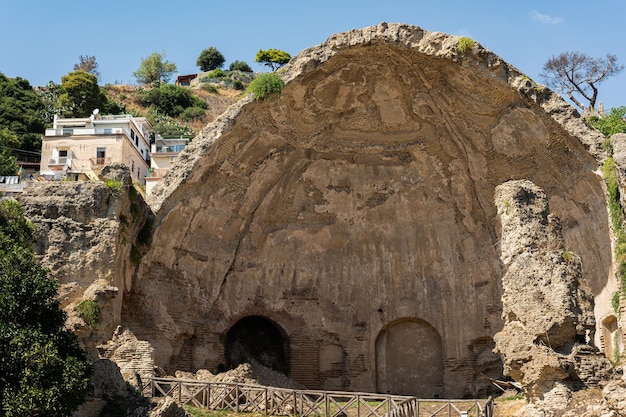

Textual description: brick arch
[225,315,290,375]
[375,318,443,397]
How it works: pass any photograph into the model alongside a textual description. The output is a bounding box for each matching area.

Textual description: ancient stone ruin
[494,180,615,413]
[19,23,626,409]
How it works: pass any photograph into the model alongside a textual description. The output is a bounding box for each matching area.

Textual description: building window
[55,149,68,165]
[131,160,135,172]
[104,128,112,134]
[96,148,106,165]
[62,128,73,136]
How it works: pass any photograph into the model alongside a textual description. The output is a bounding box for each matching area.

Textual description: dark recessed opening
[225,316,290,375]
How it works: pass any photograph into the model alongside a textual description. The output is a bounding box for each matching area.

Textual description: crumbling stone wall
[120,23,616,398]
[493,180,614,414]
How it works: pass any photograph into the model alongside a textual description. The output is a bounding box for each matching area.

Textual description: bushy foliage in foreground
[0,200,90,416]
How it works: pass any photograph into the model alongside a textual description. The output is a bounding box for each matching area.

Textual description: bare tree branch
[540,51,623,113]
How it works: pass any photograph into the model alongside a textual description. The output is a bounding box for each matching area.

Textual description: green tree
[229,60,253,72]
[0,72,45,152]
[140,83,207,118]
[541,51,624,113]
[0,199,90,416]
[196,47,225,72]
[0,128,19,176]
[133,52,177,85]
[589,106,626,137]
[38,81,66,124]
[59,70,107,117]
[255,49,291,71]
[73,55,100,80]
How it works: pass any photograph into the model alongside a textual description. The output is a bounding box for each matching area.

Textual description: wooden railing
[145,378,494,417]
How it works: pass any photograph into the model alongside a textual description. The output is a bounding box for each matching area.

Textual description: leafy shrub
[205,69,226,79]
[180,106,206,121]
[140,84,207,118]
[246,73,284,100]
[147,109,195,137]
[589,106,626,137]
[457,37,475,54]
[104,178,123,192]
[75,299,100,329]
[103,93,126,115]
[229,60,253,72]
[613,291,621,315]
[233,80,244,90]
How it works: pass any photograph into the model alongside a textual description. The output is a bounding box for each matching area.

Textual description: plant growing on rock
[589,106,626,137]
[104,178,123,192]
[246,73,284,101]
[613,291,621,316]
[457,37,475,54]
[75,299,100,329]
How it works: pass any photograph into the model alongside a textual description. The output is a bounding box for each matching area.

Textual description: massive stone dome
[122,23,616,398]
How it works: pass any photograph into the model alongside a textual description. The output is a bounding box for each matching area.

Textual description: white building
[145,136,190,196]
[40,112,152,183]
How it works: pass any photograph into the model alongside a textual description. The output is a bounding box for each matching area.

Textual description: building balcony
[48,157,69,166]
[45,127,126,136]
[0,176,27,194]
[90,157,111,169]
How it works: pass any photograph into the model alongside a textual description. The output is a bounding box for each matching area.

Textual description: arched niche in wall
[225,315,290,375]
[602,314,622,361]
[319,343,345,390]
[375,318,443,397]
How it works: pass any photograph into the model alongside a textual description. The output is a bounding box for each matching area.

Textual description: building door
[96,147,106,165]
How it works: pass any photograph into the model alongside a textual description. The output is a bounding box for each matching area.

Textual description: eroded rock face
[493,180,614,413]
[19,164,153,359]
[122,23,615,398]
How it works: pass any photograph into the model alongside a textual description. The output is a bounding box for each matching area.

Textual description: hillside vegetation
[104,79,246,137]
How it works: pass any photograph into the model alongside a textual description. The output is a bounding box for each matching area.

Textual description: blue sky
[1,1,624,110]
